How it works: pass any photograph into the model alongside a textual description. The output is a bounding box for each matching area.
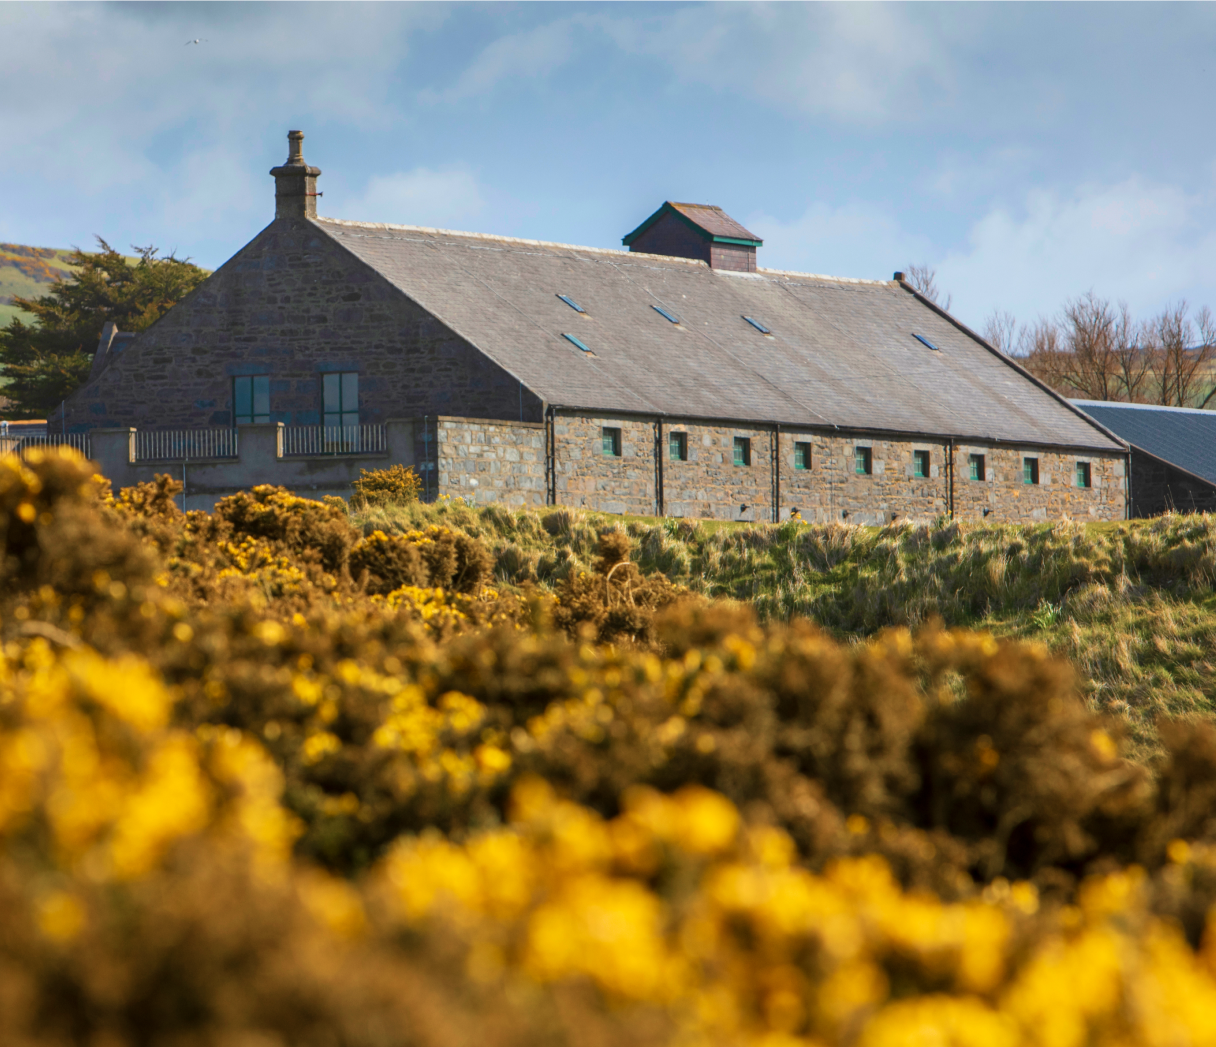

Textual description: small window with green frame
[733,436,751,466]
[322,372,359,429]
[1023,457,1039,485]
[602,427,622,457]
[1076,461,1091,488]
[793,441,811,470]
[913,449,930,478]
[233,375,270,424]
[969,453,985,481]
[855,446,872,475]
[669,431,688,461]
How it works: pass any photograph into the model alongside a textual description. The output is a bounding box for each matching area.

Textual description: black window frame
[602,426,622,457]
[233,374,270,425]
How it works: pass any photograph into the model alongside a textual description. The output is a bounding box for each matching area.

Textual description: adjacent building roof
[622,202,763,247]
[1072,400,1216,481]
[316,216,1123,451]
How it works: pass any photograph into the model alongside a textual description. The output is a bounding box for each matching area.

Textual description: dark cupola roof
[622,201,763,248]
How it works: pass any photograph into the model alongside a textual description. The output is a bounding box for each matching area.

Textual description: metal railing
[134,428,238,462]
[0,432,92,458]
[281,424,386,457]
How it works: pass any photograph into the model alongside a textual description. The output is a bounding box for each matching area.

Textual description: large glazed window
[323,372,359,428]
[233,375,270,424]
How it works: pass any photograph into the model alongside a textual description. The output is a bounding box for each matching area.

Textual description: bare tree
[903,263,953,313]
[1147,301,1216,407]
[982,309,1019,355]
[1198,307,1216,408]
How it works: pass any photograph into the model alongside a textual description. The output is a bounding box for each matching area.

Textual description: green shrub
[351,465,422,508]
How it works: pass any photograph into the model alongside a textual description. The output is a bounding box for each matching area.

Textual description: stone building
[60,130,1129,522]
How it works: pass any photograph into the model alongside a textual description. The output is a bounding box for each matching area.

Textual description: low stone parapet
[89,420,415,511]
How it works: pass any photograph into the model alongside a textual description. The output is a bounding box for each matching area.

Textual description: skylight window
[913,333,941,351]
[557,294,586,313]
[653,304,680,324]
[743,316,771,334]
[563,333,594,354]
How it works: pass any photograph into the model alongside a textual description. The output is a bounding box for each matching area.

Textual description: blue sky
[2,1,1215,336]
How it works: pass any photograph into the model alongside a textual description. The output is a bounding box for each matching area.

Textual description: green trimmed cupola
[622,201,763,272]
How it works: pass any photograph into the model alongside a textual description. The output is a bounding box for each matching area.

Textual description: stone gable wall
[60,216,542,432]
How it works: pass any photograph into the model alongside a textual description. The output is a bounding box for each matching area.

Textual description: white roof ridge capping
[313,215,886,285]
[1071,399,1216,417]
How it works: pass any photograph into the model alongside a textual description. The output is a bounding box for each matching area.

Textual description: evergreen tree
[0,238,208,418]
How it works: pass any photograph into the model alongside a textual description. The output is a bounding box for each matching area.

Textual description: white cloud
[603,4,957,124]
[936,177,1216,326]
[341,167,486,229]
[746,200,932,282]
[430,18,580,103]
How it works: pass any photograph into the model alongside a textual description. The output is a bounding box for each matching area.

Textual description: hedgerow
[7,450,1216,1044]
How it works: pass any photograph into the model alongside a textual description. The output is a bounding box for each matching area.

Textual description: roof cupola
[269,130,322,220]
[622,201,762,271]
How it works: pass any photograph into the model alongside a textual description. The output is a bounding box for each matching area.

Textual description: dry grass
[353,501,1216,754]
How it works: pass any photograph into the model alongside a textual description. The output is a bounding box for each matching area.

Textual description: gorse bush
[9,450,1216,1044]
[350,500,1216,751]
[351,464,423,508]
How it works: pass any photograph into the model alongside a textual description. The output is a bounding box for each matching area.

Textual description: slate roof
[314,216,1124,451]
[1072,400,1216,481]
[622,202,763,247]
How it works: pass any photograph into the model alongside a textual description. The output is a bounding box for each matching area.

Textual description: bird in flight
[185,38,208,45]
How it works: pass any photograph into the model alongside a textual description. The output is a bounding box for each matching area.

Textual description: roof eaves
[622,202,689,247]
[1125,441,1216,491]
[894,278,1129,453]
[621,201,762,248]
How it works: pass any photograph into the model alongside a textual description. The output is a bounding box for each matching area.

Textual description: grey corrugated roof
[1072,400,1216,481]
[314,216,1123,450]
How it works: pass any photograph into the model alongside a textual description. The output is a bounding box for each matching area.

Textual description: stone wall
[553,414,657,516]
[550,413,1127,523]
[1129,447,1216,517]
[436,416,546,508]
[951,442,1125,522]
[662,421,773,522]
[60,215,543,432]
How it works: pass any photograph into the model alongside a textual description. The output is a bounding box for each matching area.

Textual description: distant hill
[0,243,81,326]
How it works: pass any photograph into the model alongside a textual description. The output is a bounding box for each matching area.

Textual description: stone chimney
[269,130,322,219]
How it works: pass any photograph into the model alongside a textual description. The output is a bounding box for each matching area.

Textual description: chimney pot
[269,129,322,220]
[893,271,905,282]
